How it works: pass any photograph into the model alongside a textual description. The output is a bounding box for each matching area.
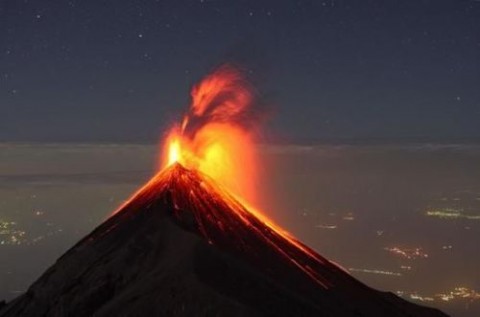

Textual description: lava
[111,65,355,288]
[114,65,354,288]
[162,64,259,204]
[120,163,348,289]
[2,161,448,317]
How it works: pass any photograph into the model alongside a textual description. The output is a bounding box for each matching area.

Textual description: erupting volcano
[0,65,447,317]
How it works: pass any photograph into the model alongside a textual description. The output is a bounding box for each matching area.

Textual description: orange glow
[112,65,352,289]
[167,138,181,166]
[154,65,336,286]
[115,163,337,289]
[162,65,258,203]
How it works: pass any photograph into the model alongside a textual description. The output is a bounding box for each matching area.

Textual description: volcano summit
[0,163,447,317]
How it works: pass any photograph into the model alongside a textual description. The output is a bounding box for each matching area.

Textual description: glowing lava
[121,163,339,289]
[146,64,343,287]
[116,65,347,288]
[162,65,258,204]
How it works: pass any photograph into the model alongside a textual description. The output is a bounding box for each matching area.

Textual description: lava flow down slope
[0,163,447,317]
[0,65,448,316]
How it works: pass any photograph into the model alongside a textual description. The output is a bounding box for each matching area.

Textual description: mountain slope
[0,164,448,316]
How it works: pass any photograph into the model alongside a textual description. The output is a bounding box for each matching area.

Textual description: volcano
[0,163,447,317]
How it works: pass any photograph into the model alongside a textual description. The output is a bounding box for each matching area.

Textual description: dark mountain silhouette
[0,163,448,316]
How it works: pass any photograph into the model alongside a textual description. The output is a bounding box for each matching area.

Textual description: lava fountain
[162,64,259,205]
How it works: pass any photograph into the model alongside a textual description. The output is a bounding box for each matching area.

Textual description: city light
[384,246,429,259]
[425,208,480,220]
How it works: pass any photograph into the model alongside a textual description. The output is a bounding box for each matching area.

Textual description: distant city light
[342,212,355,221]
[384,246,428,260]
[315,224,337,229]
[398,287,480,304]
[0,220,26,245]
[349,268,402,277]
[425,208,480,220]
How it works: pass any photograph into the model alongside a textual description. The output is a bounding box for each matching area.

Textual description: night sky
[1,0,479,143]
